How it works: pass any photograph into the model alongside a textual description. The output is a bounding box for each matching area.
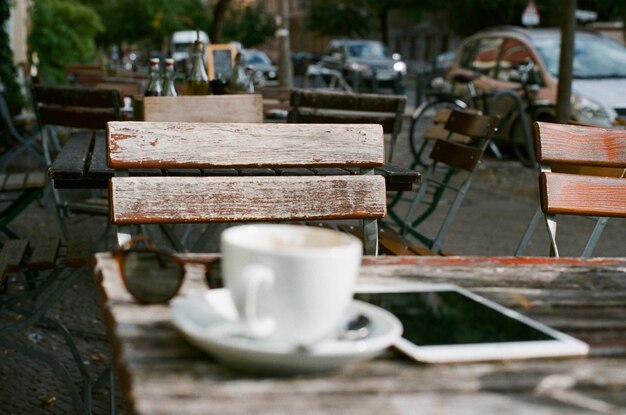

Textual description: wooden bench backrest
[33,85,123,130]
[136,95,263,123]
[429,109,500,171]
[534,122,626,218]
[288,89,406,135]
[107,122,386,225]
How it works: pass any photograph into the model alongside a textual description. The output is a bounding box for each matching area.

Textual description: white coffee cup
[220,224,363,345]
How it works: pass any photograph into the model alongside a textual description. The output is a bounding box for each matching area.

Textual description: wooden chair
[32,85,124,241]
[134,94,263,123]
[107,122,387,255]
[288,88,406,161]
[389,109,500,255]
[521,122,626,257]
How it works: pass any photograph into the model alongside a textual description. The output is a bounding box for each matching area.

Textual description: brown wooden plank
[290,88,406,113]
[540,172,626,217]
[107,122,384,169]
[444,109,500,139]
[64,235,93,268]
[0,239,29,272]
[141,95,263,123]
[291,112,397,134]
[49,132,93,180]
[109,175,387,225]
[534,121,626,167]
[28,237,61,270]
[24,171,46,189]
[3,173,26,191]
[429,139,484,172]
[38,106,120,130]
[33,85,122,108]
[88,133,115,179]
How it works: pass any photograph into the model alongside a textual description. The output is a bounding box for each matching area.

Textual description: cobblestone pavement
[1,118,624,415]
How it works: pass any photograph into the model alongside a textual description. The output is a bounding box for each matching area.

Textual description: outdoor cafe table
[94,254,626,415]
[47,130,420,191]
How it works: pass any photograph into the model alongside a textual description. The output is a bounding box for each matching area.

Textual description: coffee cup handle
[242,264,276,338]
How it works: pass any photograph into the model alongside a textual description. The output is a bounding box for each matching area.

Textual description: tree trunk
[211,0,232,43]
[379,7,389,45]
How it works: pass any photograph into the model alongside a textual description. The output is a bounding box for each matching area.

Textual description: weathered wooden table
[94,254,626,415]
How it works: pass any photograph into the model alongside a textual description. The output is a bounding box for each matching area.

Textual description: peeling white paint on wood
[107,122,384,168]
[109,175,386,224]
[142,95,264,123]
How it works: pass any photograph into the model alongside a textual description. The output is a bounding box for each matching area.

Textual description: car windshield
[244,51,271,65]
[346,42,389,58]
[532,32,626,78]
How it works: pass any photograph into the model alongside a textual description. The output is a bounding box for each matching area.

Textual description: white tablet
[355,283,589,363]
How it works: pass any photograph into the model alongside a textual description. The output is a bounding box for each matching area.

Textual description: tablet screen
[354,290,554,346]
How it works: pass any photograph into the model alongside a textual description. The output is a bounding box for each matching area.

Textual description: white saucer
[170,289,403,374]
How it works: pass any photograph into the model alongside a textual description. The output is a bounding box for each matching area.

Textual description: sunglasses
[113,236,221,304]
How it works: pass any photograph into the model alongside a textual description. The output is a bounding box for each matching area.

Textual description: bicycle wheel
[409,99,465,167]
[509,114,535,167]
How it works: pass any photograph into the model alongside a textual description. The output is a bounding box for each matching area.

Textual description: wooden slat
[49,132,93,180]
[429,139,484,172]
[444,109,500,138]
[3,173,26,191]
[0,239,29,272]
[88,133,115,179]
[107,122,384,169]
[140,95,264,123]
[33,85,122,108]
[109,175,386,225]
[64,236,93,268]
[540,172,626,217]
[38,106,120,130]
[24,171,46,189]
[290,89,406,113]
[0,174,7,190]
[292,112,397,134]
[534,122,626,167]
[28,237,61,270]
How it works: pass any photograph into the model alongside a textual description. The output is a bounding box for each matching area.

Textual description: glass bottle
[228,52,248,93]
[162,58,178,96]
[186,30,209,95]
[144,58,162,96]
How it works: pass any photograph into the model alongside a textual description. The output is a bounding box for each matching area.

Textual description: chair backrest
[32,85,123,130]
[107,121,387,254]
[534,122,626,218]
[288,88,406,160]
[428,109,501,172]
[398,109,500,254]
[135,95,263,123]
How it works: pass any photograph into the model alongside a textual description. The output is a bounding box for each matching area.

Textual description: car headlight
[349,62,369,73]
[393,61,407,74]
[571,94,614,127]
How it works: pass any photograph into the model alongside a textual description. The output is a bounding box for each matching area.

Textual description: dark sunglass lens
[123,251,182,303]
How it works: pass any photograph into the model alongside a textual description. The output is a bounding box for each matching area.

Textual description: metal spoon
[339,314,371,341]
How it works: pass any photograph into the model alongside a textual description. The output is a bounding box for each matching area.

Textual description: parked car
[320,39,407,93]
[242,49,278,85]
[448,26,626,127]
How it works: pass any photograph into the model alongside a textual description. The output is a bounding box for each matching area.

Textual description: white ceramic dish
[170,289,402,374]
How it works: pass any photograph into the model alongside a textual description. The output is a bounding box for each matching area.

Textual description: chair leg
[362,219,378,256]
[544,214,559,258]
[581,217,609,258]
[431,177,471,254]
[515,205,542,256]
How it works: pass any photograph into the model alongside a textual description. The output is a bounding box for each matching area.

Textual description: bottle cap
[165,58,174,66]
[150,58,159,65]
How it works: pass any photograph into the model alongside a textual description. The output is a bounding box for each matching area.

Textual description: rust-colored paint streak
[361,256,625,266]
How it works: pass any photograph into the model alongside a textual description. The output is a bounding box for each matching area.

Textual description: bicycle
[408,61,555,168]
